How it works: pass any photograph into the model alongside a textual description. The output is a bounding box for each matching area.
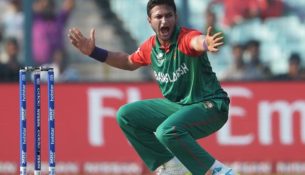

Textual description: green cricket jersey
[130,27,228,104]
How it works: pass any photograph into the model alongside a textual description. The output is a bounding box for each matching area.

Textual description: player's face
[148,5,177,43]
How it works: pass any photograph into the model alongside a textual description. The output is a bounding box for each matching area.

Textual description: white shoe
[156,157,191,175]
[211,167,239,175]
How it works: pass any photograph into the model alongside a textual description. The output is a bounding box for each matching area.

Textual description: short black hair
[147,0,176,17]
[289,53,301,64]
[246,39,260,48]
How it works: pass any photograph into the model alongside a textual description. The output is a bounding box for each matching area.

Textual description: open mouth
[160,26,170,37]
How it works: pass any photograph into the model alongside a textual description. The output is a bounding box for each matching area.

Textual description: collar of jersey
[156,26,180,52]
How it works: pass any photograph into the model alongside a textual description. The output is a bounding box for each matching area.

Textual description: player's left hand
[205,26,224,52]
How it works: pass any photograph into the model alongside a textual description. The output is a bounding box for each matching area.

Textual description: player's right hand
[68,28,95,56]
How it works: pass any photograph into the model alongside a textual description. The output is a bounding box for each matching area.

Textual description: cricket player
[68,0,238,174]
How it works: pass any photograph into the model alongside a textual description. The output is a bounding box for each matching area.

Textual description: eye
[165,13,173,18]
[155,15,162,19]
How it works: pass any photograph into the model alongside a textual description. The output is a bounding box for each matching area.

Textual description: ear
[147,16,152,24]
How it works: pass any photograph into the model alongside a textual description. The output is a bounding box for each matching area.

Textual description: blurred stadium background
[0,0,305,174]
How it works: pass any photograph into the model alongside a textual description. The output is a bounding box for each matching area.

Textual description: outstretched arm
[68,28,141,71]
[190,26,224,53]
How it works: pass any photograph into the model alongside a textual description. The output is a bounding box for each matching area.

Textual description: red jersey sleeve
[178,27,203,56]
[130,36,155,65]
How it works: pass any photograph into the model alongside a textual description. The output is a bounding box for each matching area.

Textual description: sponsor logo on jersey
[156,53,165,64]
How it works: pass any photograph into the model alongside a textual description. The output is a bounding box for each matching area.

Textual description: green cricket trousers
[116,98,229,175]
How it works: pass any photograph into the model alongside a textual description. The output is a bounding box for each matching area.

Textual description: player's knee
[116,101,142,126]
[116,104,131,127]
